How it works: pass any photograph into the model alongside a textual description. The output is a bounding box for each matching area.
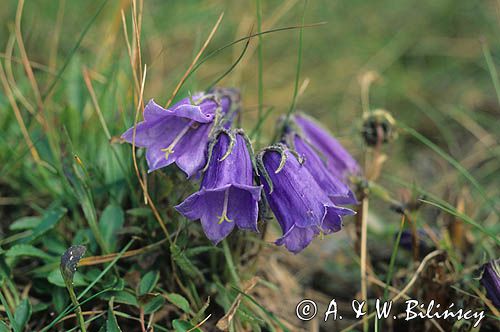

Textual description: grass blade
[402,124,499,217]
[42,0,109,100]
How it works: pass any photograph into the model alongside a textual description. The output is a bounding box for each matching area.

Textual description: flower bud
[362,109,396,147]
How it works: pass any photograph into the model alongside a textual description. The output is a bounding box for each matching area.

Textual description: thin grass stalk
[164,13,225,108]
[256,0,264,145]
[383,215,405,300]
[284,0,307,122]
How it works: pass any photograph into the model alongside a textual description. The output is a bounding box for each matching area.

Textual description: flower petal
[263,150,327,229]
[321,205,354,234]
[173,123,212,178]
[228,184,262,232]
[202,133,255,188]
[144,97,216,123]
[275,225,319,254]
[295,113,361,178]
[175,187,235,244]
[294,135,357,204]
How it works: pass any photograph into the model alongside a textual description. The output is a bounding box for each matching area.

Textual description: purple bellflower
[175,130,262,244]
[480,259,500,308]
[121,90,237,177]
[289,133,357,205]
[293,113,361,179]
[258,145,355,253]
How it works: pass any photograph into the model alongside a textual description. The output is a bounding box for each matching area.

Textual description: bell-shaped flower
[289,133,357,205]
[258,146,355,253]
[293,113,361,179]
[121,90,237,177]
[175,130,262,244]
[480,259,500,308]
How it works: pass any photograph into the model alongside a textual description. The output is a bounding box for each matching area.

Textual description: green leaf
[13,299,31,332]
[138,271,159,296]
[19,206,67,244]
[170,244,203,280]
[164,293,190,313]
[0,321,9,332]
[52,287,69,313]
[106,302,122,332]
[48,269,88,287]
[0,256,10,286]
[5,244,54,261]
[172,320,201,332]
[125,208,152,217]
[185,246,223,257]
[99,205,124,252]
[108,291,138,307]
[9,216,42,231]
[142,295,165,314]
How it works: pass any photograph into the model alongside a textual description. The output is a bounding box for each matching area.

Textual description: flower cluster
[122,88,359,253]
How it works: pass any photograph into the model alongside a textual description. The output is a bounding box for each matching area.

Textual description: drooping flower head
[257,145,355,253]
[480,259,500,308]
[175,130,262,244]
[121,89,238,177]
[285,132,357,205]
[292,113,361,179]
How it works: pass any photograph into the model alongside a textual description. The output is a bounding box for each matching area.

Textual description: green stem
[67,286,87,332]
[256,0,264,144]
[41,239,135,332]
[0,289,18,332]
[285,0,307,122]
[383,215,405,300]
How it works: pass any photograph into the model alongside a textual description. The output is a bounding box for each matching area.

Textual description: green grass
[0,0,499,331]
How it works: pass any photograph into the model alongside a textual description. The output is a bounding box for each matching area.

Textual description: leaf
[9,216,41,231]
[138,271,159,296]
[107,291,138,307]
[192,296,210,325]
[142,295,165,314]
[99,205,124,252]
[185,246,223,257]
[170,243,203,280]
[13,299,31,332]
[5,244,54,261]
[48,269,88,287]
[0,256,10,286]
[172,320,201,332]
[125,208,152,217]
[164,293,190,313]
[52,287,69,313]
[0,321,9,332]
[19,206,67,244]
[106,300,122,332]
